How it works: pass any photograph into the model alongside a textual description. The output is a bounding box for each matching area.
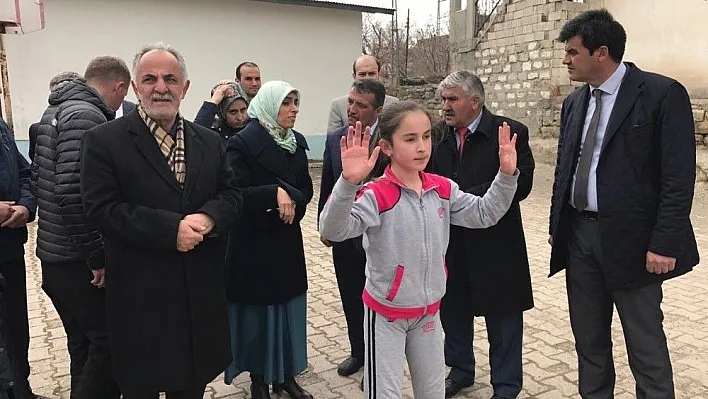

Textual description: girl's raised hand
[340,121,381,185]
[498,122,518,176]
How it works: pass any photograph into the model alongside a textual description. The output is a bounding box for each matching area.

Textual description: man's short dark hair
[352,55,382,74]
[351,79,386,109]
[558,9,626,63]
[84,56,131,85]
[236,62,259,79]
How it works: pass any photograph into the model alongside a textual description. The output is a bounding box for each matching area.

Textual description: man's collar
[370,118,379,134]
[466,110,483,134]
[590,61,627,95]
[449,107,492,139]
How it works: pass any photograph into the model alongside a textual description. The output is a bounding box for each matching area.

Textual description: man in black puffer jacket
[30,56,130,399]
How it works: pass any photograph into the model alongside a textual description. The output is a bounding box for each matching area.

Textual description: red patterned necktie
[457,127,469,158]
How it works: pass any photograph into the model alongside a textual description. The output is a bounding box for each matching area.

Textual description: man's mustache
[151,93,174,101]
[444,110,455,117]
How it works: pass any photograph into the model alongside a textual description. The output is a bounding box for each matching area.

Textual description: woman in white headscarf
[224,81,314,399]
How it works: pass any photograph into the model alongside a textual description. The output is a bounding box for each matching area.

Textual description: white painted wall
[3,0,363,141]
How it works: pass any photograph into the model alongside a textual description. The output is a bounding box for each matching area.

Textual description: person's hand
[0,201,14,224]
[498,122,518,176]
[646,251,676,274]
[183,213,215,235]
[276,187,296,225]
[1,205,29,228]
[210,84,234,105]
[320,234,332,247]
[90,268,106,288]
[340,121,380,185]
[176,219,205,252]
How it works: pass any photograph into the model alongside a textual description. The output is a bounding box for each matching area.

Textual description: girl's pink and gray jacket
[319,165,519,321]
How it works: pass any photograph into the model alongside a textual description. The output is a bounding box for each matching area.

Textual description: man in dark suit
[27,122,39,162]
[317,79,385,382]
[549,10,699,398]
[79,43,242,398]
[327,55,398,133]
[116,99,136,118]
[426,71,534,399]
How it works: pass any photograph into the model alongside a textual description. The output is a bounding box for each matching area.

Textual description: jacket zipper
[420,195,431,314]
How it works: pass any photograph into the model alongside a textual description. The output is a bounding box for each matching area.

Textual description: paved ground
[24,164,708,398]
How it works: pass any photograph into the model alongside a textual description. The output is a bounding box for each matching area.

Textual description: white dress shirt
[571,62,628,212]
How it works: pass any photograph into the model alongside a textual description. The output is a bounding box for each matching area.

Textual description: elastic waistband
[362,289,441,321]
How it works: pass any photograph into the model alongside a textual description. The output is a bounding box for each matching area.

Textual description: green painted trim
[304,135,326,161]
[16,140,30,160]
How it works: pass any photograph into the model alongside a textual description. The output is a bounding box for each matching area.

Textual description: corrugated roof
[249,0,395,15]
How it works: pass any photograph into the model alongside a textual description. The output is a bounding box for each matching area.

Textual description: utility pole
[391,0,399,87]
[437,0,441,35]
[404,9,410,79]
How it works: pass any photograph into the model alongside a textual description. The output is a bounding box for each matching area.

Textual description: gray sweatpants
[363,305,445,398]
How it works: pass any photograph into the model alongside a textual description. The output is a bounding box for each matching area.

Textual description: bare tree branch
[362,14,449,84]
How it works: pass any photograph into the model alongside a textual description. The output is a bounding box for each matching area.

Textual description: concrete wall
[602,0,708,98]
[2,0,363,159]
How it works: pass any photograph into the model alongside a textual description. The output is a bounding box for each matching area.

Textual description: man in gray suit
[327,55,398,132]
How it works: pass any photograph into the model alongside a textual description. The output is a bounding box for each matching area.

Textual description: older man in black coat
[80,43,241,398]
[427,71,534,399]
[549,10,699,398]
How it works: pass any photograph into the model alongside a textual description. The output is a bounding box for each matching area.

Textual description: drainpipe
[0,34,13,130]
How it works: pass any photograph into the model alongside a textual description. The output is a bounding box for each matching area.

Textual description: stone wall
[459,0,593,138]
[693,99,708,182]
[386,84,441,118]
[442,0,707,181]
[693,99,708,146]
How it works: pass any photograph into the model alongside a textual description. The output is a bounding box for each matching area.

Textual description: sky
[327,0,457,30]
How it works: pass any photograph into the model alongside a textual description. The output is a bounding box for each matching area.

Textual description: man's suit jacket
[79,110,241,391]
[122,100,136,115]
[115,100,136,118]
[318,124,378,262]
[317,123,380,223]
[327,94,399,133]
[549,62,699,290]
[28,122,40,161]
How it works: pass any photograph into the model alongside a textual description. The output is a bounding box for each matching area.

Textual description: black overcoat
[80,110,242,392]
[225,120,313,305]
[427,108,535,316]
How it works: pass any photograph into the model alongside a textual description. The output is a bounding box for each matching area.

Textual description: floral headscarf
[215,81,249,125]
